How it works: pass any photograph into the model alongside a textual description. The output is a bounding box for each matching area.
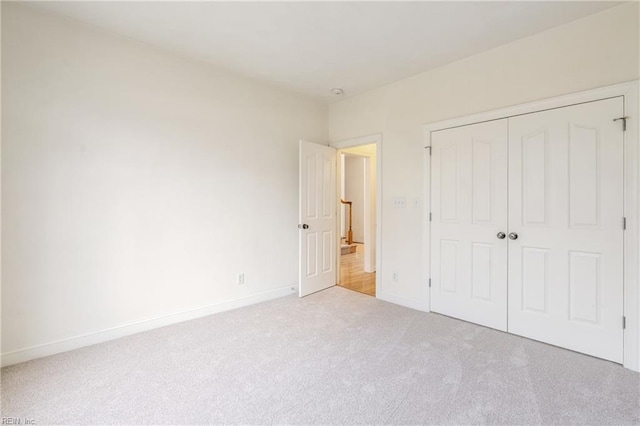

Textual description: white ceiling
[31,1,622,103]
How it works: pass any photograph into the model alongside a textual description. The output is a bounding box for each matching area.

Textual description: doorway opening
[337,144,377,296]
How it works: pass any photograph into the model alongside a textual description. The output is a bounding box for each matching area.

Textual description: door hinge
[614,116,629,131]
[425,146,432,155]
[623,217,627,230]
[429,212,432,222]
[429,278,432,288]
[623,316,627,330]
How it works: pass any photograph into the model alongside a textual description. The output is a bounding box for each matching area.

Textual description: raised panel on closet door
[507,97,624,363]
[430,119,508,331]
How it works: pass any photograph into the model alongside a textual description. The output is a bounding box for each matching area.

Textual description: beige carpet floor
[2,286,639,425]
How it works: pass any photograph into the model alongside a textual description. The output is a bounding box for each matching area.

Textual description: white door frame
[331,134,382,295]
[423,80,640,371]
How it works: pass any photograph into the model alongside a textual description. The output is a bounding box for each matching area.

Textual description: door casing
[423,81,640,372]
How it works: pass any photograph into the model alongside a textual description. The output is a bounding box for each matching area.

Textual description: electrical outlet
[237,273,245,285]
[392,271,398,282]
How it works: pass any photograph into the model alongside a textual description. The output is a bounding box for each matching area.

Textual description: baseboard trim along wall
[377,292,429,312]
[1,285,297,368]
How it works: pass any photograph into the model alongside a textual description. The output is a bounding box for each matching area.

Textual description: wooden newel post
[341,199,353,245]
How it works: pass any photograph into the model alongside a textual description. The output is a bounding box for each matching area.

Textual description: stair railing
[340,199,353,245]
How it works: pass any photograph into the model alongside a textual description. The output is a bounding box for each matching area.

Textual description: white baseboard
[1,285,297,368]
[377,292,429,312]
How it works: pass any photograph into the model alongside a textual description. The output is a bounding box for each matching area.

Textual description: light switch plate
[392,197,406,208]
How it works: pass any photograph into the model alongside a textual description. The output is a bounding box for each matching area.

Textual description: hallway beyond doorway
[338,244,375,296]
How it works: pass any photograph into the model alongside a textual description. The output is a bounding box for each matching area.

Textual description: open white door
[299,140,337,297]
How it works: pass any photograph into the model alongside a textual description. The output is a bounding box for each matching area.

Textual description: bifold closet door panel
[431,119,508,331]
[507,97,624,363]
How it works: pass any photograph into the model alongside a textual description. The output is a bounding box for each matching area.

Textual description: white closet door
[431,119,508,331]
[508,98,624,363]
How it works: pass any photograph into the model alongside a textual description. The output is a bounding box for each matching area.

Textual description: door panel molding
[423,80,640,371]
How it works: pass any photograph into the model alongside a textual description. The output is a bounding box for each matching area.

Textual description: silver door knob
[509,232,518,240]
[497,232,506,239]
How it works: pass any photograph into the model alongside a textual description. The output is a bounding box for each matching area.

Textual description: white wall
[1,4,328,358]
[344,156,365,243]
[329,3,640,307]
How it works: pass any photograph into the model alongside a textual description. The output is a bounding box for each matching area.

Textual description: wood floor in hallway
[338,243,376,296]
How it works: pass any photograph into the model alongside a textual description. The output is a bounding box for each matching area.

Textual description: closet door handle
[509,232,519,240]
[497,232,506,239]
